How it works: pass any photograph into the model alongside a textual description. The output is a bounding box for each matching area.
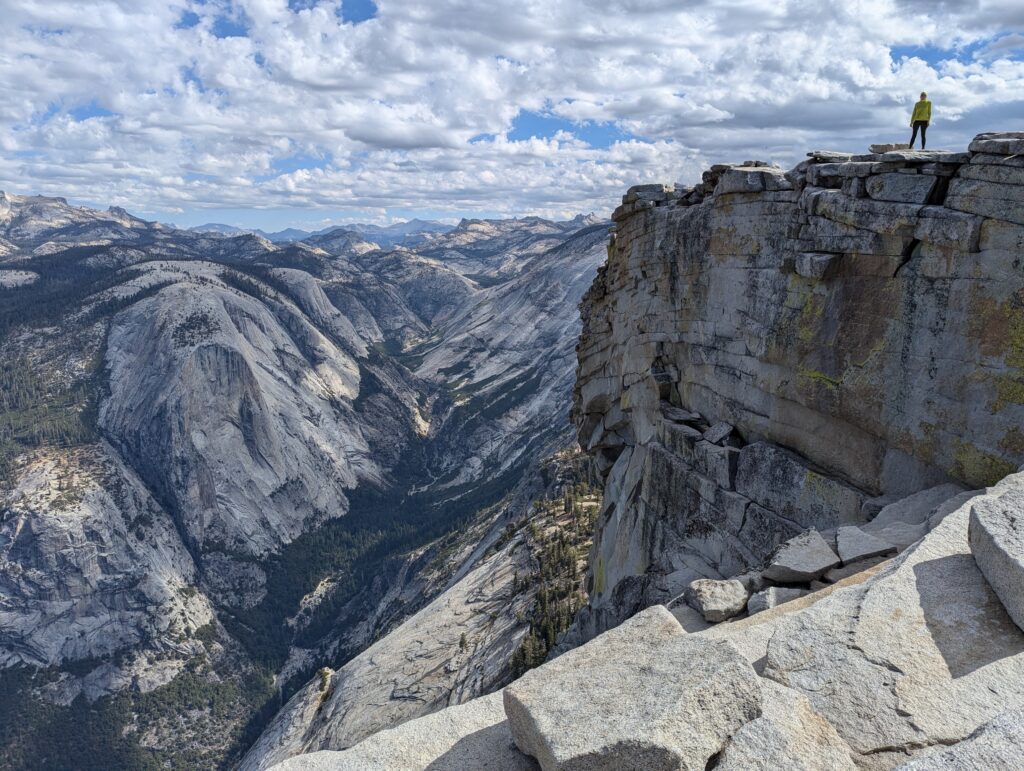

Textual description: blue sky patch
[69,101,115,121]
[183,171,220,183]
[32,102,60,126]
[180,65,207,92]
[891,38,990,67]
[507,110,633,148]
[212,14,249,38]
[175,11,201,29]
[254,151,333,181]
[339,0,378,24]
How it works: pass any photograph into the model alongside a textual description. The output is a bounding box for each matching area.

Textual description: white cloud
[0,0,1021,225]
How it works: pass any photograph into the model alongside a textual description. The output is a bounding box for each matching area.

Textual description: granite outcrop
[570,132,1024,640]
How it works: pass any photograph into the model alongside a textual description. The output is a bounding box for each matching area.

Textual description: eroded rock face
[0,444,212,669]
[99,276,379,605]
[570,134,1024,644]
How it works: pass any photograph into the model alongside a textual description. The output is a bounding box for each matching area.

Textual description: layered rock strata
[570,133,1024,639]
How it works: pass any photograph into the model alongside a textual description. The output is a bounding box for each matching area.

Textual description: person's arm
[925,101,932,123]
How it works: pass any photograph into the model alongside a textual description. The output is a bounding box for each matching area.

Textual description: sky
[2,0,1023,230]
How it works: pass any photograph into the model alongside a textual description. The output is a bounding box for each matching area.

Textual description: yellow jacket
[911,100,932,125]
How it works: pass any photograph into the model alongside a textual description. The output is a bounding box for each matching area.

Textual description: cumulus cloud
[0,0,1022,224]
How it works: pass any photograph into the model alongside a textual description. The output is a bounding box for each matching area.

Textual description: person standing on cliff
[909,92,932,149]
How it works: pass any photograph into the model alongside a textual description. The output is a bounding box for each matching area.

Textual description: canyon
[0,194,604,768]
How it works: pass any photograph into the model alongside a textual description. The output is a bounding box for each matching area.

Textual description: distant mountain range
[188,214,601,249]
[188,218,455,247]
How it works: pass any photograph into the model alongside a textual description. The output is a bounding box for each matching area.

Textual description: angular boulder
[747,587,808,616]
[763,530,841,583]
[702,420,736,445]
[836,526,896,565]
[795,252,840,280]
[968,131,1024,155]
[862,483,965,550]
[504,609,762,771]
[686,578,749,623]
[865,173,937,204]
[969,489,1024,632]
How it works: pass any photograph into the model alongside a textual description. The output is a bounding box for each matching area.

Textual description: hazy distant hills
[188,217,455,247]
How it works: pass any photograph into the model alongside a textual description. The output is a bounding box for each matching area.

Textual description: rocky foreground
[272,132,1024,769]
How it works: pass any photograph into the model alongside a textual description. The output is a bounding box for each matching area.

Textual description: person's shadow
[424,723,539,770]
[913,553,1024,679]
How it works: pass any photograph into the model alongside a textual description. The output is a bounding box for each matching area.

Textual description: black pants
[910,120,928,149]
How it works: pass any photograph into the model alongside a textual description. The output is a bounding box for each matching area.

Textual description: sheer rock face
[99,276,375,602]
[571,137,1024,642]
[0,443,212,670]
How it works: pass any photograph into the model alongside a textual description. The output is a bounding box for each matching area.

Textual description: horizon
[0,187,601,234]
[2,1,1023,230]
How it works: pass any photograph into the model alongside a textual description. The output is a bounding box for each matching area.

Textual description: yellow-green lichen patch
[994,374,1024,410]
[594,556,606,596]
[913,422,940,467]
[795,287,826,346]
[798,366,841,391]
[951,440,1016,488]
[969,287,1024,411]
[1000,427,1024,456]
[799,468,834,509]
